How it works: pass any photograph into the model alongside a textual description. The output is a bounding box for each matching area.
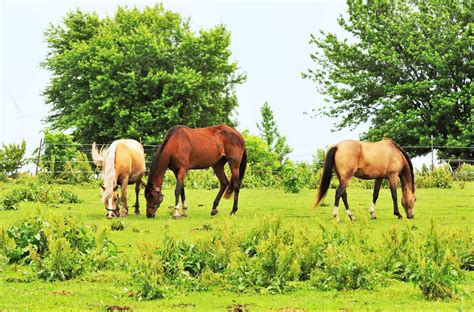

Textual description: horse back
[335,140,405,179]
[168,125,245,169]
[114,139,146,183]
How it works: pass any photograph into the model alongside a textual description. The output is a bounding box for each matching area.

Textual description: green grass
[0,181,473,311]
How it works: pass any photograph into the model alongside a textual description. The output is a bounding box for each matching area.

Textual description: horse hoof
[371,216,377,220]
[134,211,140,216]
[211,209,218,216]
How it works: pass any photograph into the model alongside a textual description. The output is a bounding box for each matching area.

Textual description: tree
[42,5,246,143]
[303,0,472,161]
[0,141,27,178]
[257,102,292,163]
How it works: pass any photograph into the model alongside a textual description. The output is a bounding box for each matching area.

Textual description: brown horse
[315,139,415,221]
[145,124,247,219]
[92,139,146,218]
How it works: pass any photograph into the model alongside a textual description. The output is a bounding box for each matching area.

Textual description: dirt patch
[227,304,250,312]
[105,305,132,311]
[51,290,73,296]
[171,303,196,308]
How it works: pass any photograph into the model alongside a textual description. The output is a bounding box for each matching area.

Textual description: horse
[92,139,146,219]
[314,139,415,221]
[145,124,247,219]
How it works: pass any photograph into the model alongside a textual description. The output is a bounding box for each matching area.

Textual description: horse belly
[354,168,385,180]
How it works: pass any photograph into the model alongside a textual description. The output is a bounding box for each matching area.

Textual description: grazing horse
[315,139,415,221]
[92,139,146,218]
[145,124,247,219]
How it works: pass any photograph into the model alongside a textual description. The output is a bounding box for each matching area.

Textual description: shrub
[280,161,305,193]
[130,245,169,300]
[0,181,82,210]
[39,130,94,183]
[415,164,453,188]
[0,212,117,281]
[110,219,126,231]
[0,140,28,178]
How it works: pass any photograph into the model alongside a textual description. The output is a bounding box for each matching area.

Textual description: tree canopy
[304,0,472,160]
[42,4,246,143]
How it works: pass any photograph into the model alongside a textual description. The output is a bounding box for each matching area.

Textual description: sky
[2,0,435,169]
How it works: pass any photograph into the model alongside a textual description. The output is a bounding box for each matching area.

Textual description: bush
[0,140,28,178]
[127,218,470,300]
[110,219,126,231]
[0,181,82,210]
[0,212,117,281]
[39,130,94,183]
[415,164,453,188]
[130,245,169,300]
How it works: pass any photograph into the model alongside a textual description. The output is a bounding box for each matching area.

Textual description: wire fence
[31,140,474,176]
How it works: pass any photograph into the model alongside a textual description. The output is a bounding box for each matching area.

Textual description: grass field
[0,181,473,311]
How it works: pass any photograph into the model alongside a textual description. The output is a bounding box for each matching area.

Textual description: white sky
[2,0,433,168]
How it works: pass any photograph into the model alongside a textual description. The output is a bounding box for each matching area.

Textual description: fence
[32,139,474,176]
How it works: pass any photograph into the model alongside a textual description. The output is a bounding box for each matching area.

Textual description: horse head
[101,184,119,218]
[402,190,415,219]
[144,182,164,218]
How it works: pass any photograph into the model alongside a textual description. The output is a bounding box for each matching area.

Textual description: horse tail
[224,148,247,200]
[239,149,247,183]
[91,142,104,167]
[314,146,337,207]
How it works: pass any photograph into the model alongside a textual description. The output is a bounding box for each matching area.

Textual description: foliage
[257,102,292,164]
[0,140,27,178]
[304,0,472,159]
[416,164,453,188]
[42,5,246,144]
[0,181,82,210]
[110,219,126,231]
[0,212,117,281]
[40,130,94,183]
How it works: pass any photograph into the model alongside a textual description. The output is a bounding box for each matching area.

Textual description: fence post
[35,137,43,175]
[430,135,434,170]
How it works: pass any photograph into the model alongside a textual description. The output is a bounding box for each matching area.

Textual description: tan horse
[315,139,415,221]
[92,139,146,218]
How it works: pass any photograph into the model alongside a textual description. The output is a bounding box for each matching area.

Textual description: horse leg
[181,186,188,217]
[229,165,241,216]
[370,178,383,219]
[133,181,140,215]
[388,175,402,219]
[341,190,355,221]
[211,161,229,216]
[173,168,186,219]
[333,178,349,222]
[120,176,129,217]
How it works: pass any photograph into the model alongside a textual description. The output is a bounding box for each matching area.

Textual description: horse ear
[100,185,105,191]
[113,185,118,191]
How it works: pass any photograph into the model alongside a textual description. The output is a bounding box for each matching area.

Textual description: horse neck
[102,142,118,203]
[149,153,169,189]
[399,166,414,197]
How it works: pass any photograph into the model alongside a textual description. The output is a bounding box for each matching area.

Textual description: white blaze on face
[107,197,115,218]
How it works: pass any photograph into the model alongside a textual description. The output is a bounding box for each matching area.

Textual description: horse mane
[389,140,415,192]
[102,141,118,204]
[147,126,186,182]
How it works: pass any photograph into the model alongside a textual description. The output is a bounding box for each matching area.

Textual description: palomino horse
[315,139,415,221]
[145,125,247,219]
[92,139,146,218]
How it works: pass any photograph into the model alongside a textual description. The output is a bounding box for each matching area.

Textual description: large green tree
[42,5,246,143]
[304,0,472,160]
